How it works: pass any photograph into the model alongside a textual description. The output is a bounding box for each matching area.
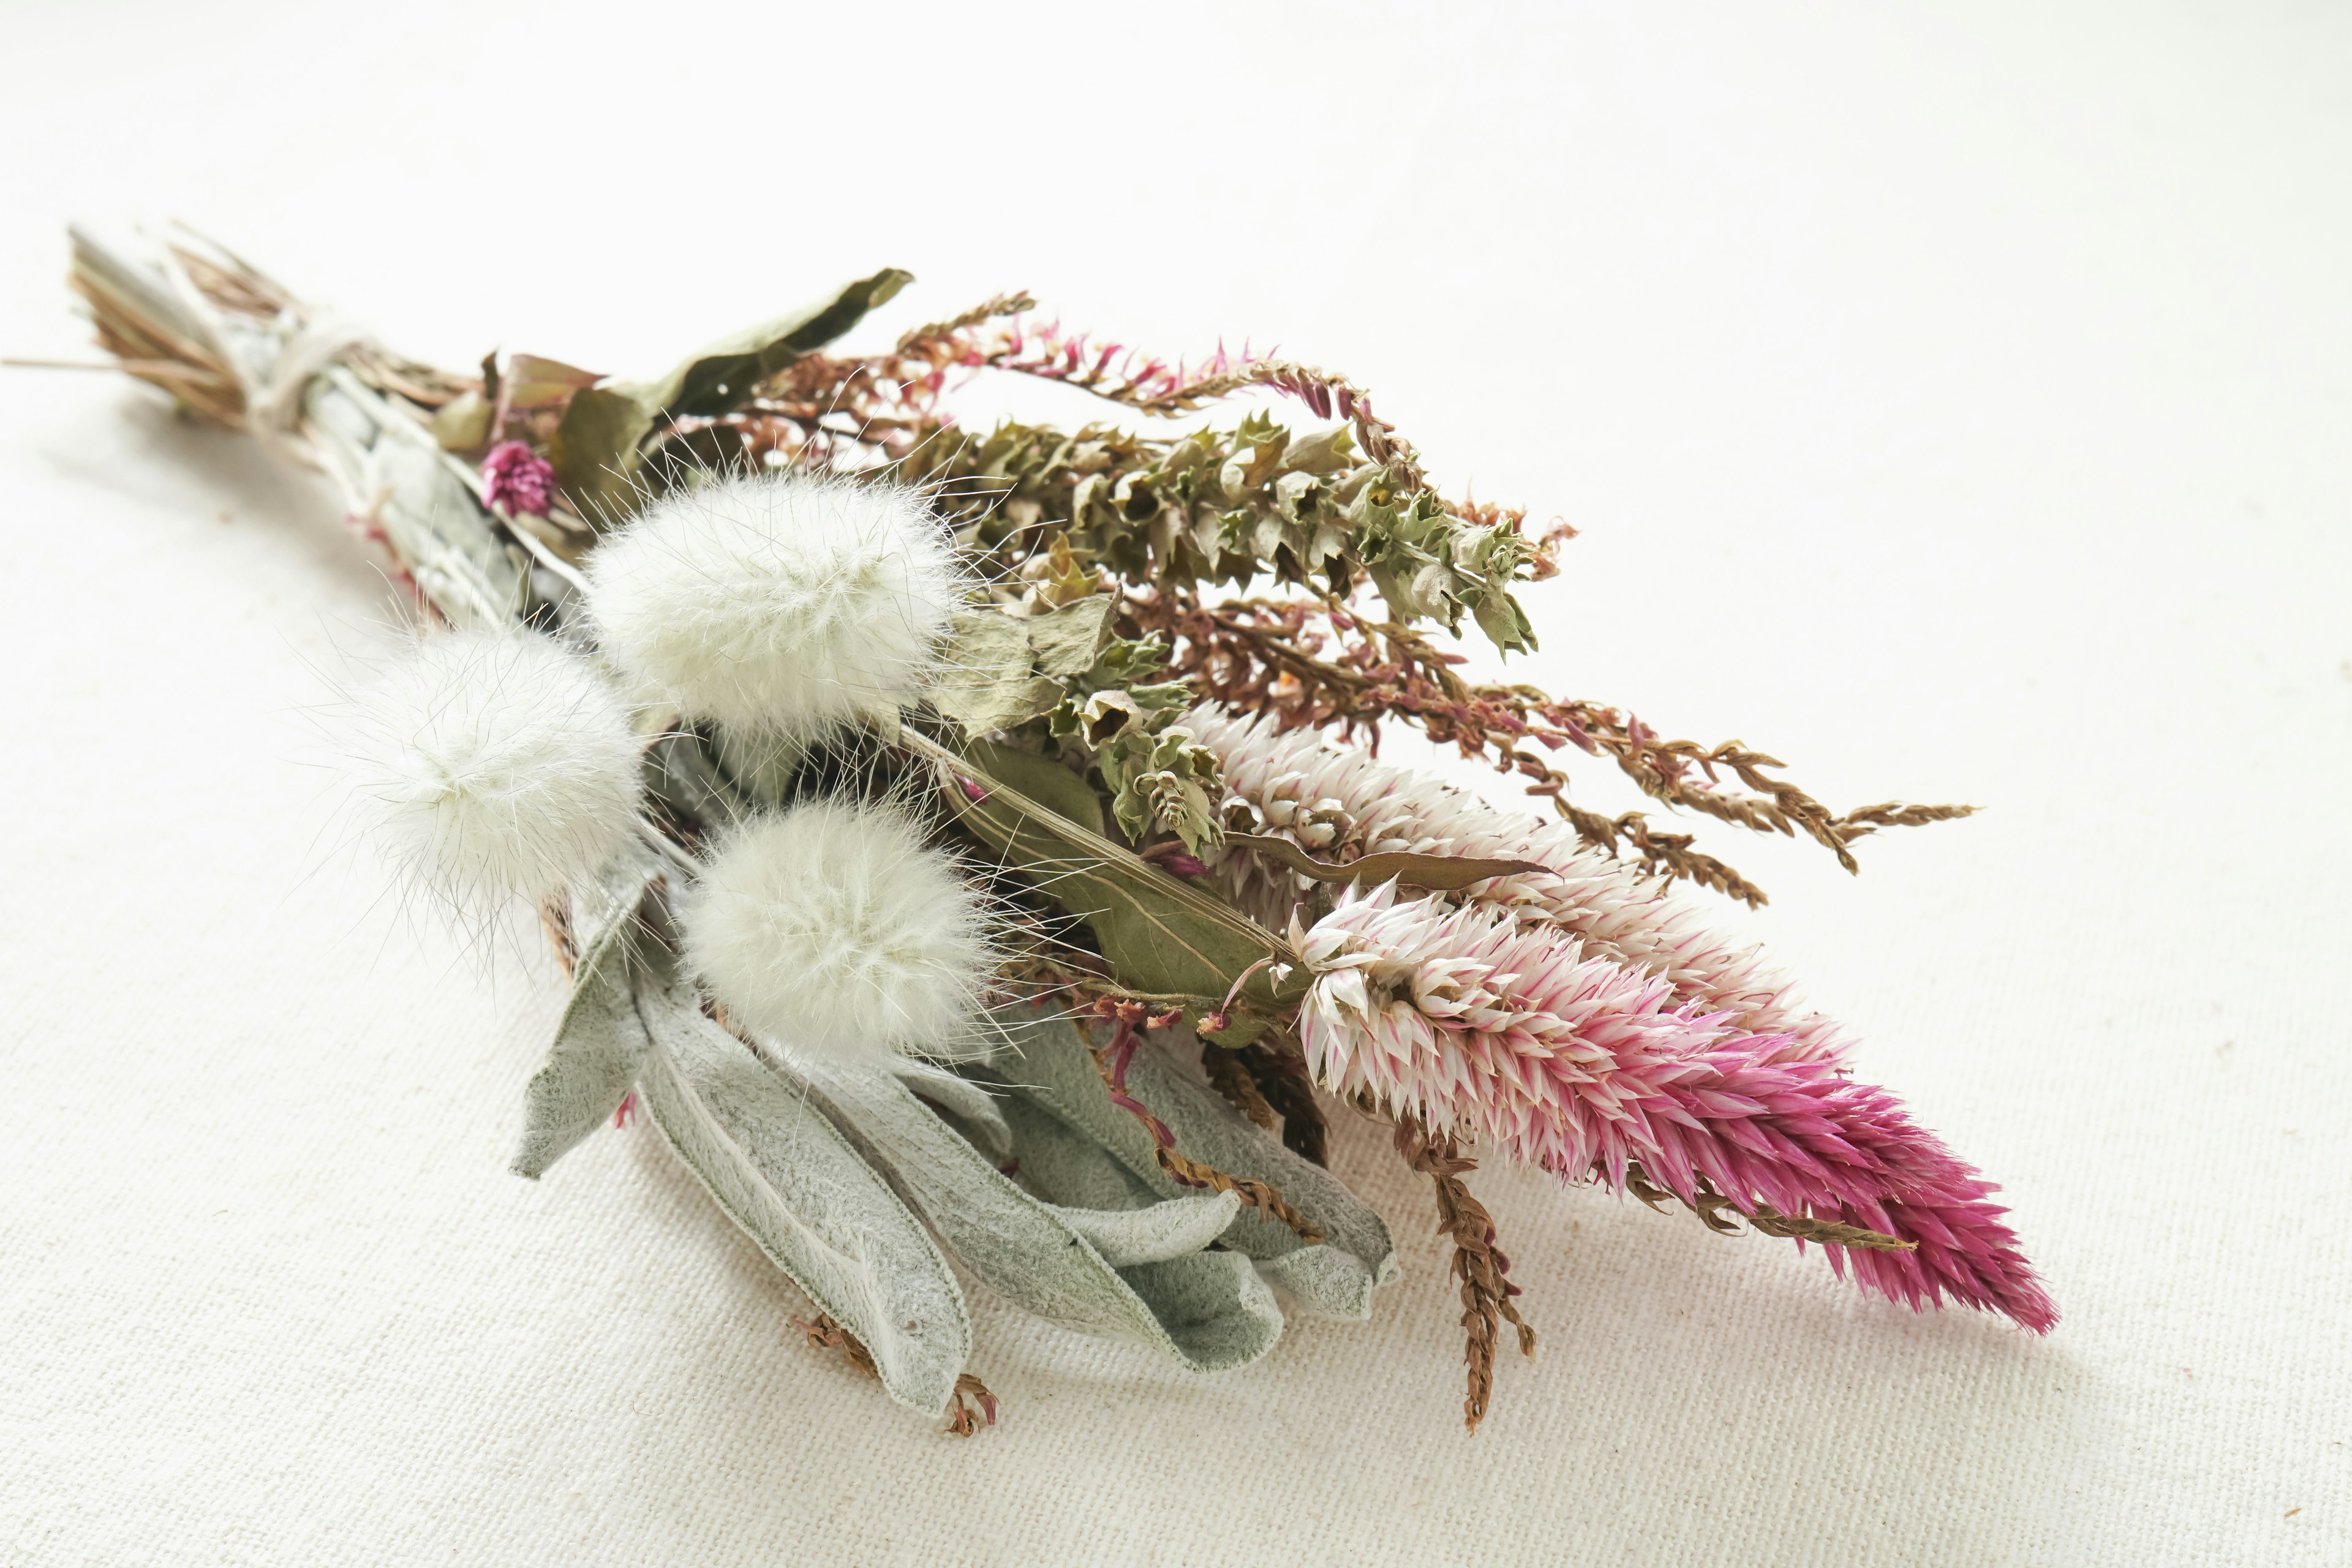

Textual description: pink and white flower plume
[1295,884,2056,1332]
[1188,706,1848,1062]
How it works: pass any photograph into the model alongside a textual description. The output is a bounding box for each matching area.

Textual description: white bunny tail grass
[582,469,964,741]
[682,798,1001,1073]
[346,628,646,914]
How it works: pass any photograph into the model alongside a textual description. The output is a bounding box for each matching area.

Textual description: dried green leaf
[933,611,1062,736]
[550,268,913,525]
[940,737,1293,1016]
[501,353,603,410]
[1023,596,1116,677]
[657,268,913,419]
[431,390,491,451]
[547,383,660,527]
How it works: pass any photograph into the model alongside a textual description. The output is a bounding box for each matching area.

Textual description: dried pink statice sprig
[1295,884,2056,1332]
[941,314,1264,412]
[1188,704,1849,1063]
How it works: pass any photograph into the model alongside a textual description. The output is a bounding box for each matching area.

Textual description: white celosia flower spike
[681,799,998,1072]
[582,470,963,738]
[349,628,645,910]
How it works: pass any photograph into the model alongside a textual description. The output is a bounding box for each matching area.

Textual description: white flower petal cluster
[583,470,963,739]
[681,799,997,1071]
[349,628,644,910]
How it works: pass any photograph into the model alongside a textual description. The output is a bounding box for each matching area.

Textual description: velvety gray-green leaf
[891,1061,1014,1161]
[996,1096,1284,1363]
[981,1004,1397,1322]
[633,985,969,1413]
[1115,1254,1284,1369]
[1046,1193,1240,1266]
[999,1094,1155,1210]
[510,843,664,1180]
[796,1063,1278,1370]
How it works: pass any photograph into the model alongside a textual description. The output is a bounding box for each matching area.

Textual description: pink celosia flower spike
[1188,705,1852,1064]
[1297,884,2057,1332]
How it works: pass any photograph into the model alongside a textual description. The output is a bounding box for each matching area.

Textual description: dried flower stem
[1395,1115,1536,1434]
[1085,1017,1322,1243]
[1238,1041,1331,1167]
[1624,1163,1916,1252]
[1200,1039,1278,1130]
[537,892,578,978]
[943,1373,1002,1438]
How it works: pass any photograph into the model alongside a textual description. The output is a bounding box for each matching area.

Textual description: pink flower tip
[481,440,557,518]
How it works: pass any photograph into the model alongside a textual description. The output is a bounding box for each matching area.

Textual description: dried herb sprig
[1156,595,1972,906]
[1395,1115,1537,1434]
[51,227,2041,1437]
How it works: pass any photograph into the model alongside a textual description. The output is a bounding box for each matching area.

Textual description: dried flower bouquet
[50,225,2054,1436]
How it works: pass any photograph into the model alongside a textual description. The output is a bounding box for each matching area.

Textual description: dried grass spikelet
[347,628,644,913]
[681,798,1000,1072]
[582,469,963,739]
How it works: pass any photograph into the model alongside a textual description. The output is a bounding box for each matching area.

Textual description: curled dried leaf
[1227,833,1547,891]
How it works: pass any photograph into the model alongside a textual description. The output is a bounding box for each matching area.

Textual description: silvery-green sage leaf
[509,843,665,1180]
[1044,1194,1240,1267]
[633,984,970,1414]
[794,1062,1279,1371]
[891,1060,1014,1161]
[981,1003,1398,1322]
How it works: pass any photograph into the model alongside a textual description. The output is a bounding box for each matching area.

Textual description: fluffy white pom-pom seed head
[683,799,997,1070]
[583,470,962,737]
[349,629,644,909]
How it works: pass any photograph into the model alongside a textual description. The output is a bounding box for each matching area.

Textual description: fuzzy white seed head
[348,628,644,910]
[682,799,998,1071]
[583,470,963,739]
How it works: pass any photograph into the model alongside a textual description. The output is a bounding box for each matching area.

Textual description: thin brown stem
[1623,1163,1915,1252]
[1395,1115,1536,1433]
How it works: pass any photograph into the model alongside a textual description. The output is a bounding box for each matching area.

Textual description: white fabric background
[4,4,2346,1563]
